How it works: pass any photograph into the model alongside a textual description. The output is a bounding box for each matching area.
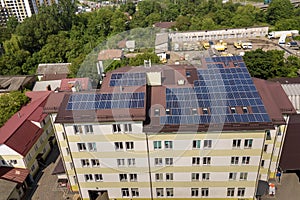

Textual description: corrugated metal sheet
[282,84,300,111]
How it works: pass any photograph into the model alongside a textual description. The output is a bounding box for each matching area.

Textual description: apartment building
[46,56,294,200]
[0,91,55,177]
[0,0,58,23]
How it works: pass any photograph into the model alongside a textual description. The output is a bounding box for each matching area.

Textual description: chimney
[46,85,51,91]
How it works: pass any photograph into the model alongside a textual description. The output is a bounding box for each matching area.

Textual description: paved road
[262,173,300,200]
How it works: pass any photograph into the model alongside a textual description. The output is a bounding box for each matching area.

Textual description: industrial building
[45,56,294,200]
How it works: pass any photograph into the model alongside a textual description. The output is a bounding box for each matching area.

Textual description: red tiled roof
[0,91,51,156]
[253,78,296,125]
[41,74,68,81]
[44,92,69,113]
[59,78,91,91]
[0,166,30,184]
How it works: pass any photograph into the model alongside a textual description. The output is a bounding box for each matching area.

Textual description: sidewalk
[262,173,300,200]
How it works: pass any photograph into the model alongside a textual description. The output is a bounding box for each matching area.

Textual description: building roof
[36,63,71,75]
[253,78,296,124]
[0,91,51,156]
[44,92,70,113]
[0,179,17,200]
[270,77,300,84]
[279,114,300,171]
[0,75,36,93]
[0,166,30,184]
[154,22,175,29]
[54,56,291,132]
[155,33,169,46]
[52,158,66,175]
[33,80,61,91]
[59,78,91,91]
[41,73,68,81]
[97,49,123,61]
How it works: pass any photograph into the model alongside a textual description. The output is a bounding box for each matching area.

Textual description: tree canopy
[0,91,29,127]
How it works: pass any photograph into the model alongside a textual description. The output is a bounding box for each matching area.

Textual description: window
[117,159,125,167]
[240,172,248,180]
[229,172,237,180]
[155,158,163,166]
[94,174,103,181]
[131,188,139,197]
[113,124,121,133]
[231,157,239,165]
[230,107,236,114]
[31,165,35,172]
[237,188,245,197]
[115,142,123,150]
[91,159,100,167]
[156,188,164,197]
[81,159,90,167]
[227,188,235,197]
[165,158,173,166]
[66,147,70,155]
[165,108,171,115]
[166,188,174,197]
[124,124,132,133]
[191,188,199,197]
[192,157,200,165]
[244,139,253,148]
[261,160,265,167]
[154,141,162,150]
[127,158,136,166]
[164,141,173,149]
[125,142,134,150]
[84,174,93,182]
[202,173,210,180]
[202,107,209,114]
[155,173,163,181]
[186,71,191,77]
[34,145,38,151]
[73,125,82,134]
[8,160,17,164]
[84,125,93,133]
[119,174,128,182]
[192,140,201,149]
[242,106,248,114]
[121,188,130,197]
[154,108,160,116]
[77,143,86,151]
[69,162,74,169]
[201,188,209,197]
[232,139,241,148]
[266,130,271,140]
[166,173,173,181]
[264,144,268,152]
[129,173,137,182]
[242,156,250,164]
[204,140,212,148]
[87,142,97,151]
[203,157,211,165]
[192,173,200,181]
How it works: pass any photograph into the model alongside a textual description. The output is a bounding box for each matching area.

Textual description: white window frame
[87,142,97,151]
[154,141,162,150]
[242,156,250,164]
[94,174,103,182]
[81,159,90,167]
[164,141,173,149]
[229,172,237,180]
[192,140,201,149]
[129,173,137,182]
[117,159,125,167]
[202,173,210,180]
[115,142,123,151]
[131,188,139,197]
[127,158,136,166]
[121,188,130,197]
[192,157,200,165]
[156,188,164,197]
[192,173,200,181]
[191,188,199,197]
[244,139,253,148]
[155,173,163,181]
[237,188,245,197]
[125,141,134,150]
[203,140,212,148]
[203,157,211,165]
[166,188,174,197]
[232,139,241,148]
[84,125,93,133]
[84,174,93,182]
[119,174,128,182]
[227,188,235,197]
[91,159,100,167]
[231,156,239,165]
[155,158,163,166]
[165,158,173,166]
[166,173,173,181]
[201,188,209,197]
[113,124,121,133]
[77,143,86,151]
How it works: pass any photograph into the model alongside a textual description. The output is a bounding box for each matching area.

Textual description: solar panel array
[110,72,146,86]
[161,56,271,125]
[66,92,145,110]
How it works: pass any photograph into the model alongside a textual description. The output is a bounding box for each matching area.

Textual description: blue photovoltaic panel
[109,72,146,86]
[162,56,271,125]
[66,92,145,110]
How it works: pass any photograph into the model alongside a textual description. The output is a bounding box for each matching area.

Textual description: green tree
[0,91,29,127]
[175,15,191,31]
[266,0,294,25]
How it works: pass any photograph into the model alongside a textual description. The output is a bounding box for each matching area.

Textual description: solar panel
[66,92,145,110]
[109,72,146,87]
[162,56,271,125]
